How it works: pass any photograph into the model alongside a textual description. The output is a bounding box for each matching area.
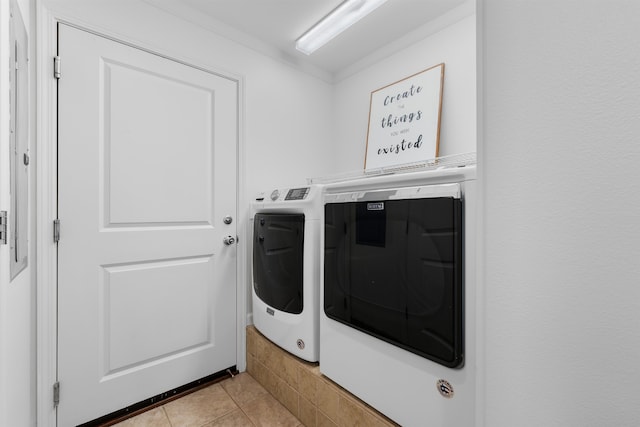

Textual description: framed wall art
[364,63,444,170]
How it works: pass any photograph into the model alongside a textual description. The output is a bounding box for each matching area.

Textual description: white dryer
[320,166,477,426]
[251,185,323,362]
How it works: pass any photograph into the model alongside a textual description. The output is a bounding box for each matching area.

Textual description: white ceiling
[144,0,471,80]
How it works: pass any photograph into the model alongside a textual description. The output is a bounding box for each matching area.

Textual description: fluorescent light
[295,0,387,55]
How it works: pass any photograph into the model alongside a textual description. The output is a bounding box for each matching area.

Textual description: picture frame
[364,63,445,170]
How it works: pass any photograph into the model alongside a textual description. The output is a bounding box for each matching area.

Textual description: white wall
[480,1,640,426]
[332,12,476,173]
[0,0,37,425]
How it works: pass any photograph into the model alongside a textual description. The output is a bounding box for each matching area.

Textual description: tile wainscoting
[246,326,398,427]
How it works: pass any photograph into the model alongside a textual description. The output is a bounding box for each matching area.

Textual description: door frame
[35,6,247,426]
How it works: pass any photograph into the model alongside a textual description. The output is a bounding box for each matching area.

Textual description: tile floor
[246,326,398,427]
[113,372,302,427]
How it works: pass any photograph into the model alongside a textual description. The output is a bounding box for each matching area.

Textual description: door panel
[101,256,213,375]
[57,24,238,426]
[104,59,214,225]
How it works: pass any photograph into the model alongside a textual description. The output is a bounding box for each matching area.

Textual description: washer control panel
[284,187,310,201]
[264,187,310,202]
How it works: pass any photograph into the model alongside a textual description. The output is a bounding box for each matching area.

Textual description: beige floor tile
[250,359,268,389]
[263,366,281,396]
[298,366,319,402]
[337,395,366,427]
[263,340,285,374]
[112,407,171,427]
[221,372,269,405]
[317,411,338,427]
[241,393,302,427]
[246,327,257,358]
[316,379,339,422]
[246,353,257,376]
[255,332,270,365]
[280,354,299,389]
[163,383,238,427]
[274,379,299,418]
[307,365,321,375]
[203,408,255,427]
[364,410,397,427]
[298,396,317,427]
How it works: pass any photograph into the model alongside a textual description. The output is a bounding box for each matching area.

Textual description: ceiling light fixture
[295,0,387,55]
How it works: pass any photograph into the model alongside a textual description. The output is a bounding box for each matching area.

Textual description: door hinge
[53,219,60,243]
[53,381,60,407]
[0,211,7,245]
[53,56,61,79]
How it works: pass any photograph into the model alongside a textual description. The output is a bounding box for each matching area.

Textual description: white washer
[251,185,323,362]
[320,166,477,426]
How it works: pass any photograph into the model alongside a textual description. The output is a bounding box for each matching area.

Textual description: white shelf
[307,152,476,185]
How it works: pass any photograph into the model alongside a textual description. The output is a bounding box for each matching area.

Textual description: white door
[57,24,238,426]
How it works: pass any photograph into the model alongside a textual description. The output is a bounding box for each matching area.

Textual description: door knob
[223,236,236,245]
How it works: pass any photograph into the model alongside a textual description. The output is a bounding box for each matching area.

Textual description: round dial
[270,189,280,201]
